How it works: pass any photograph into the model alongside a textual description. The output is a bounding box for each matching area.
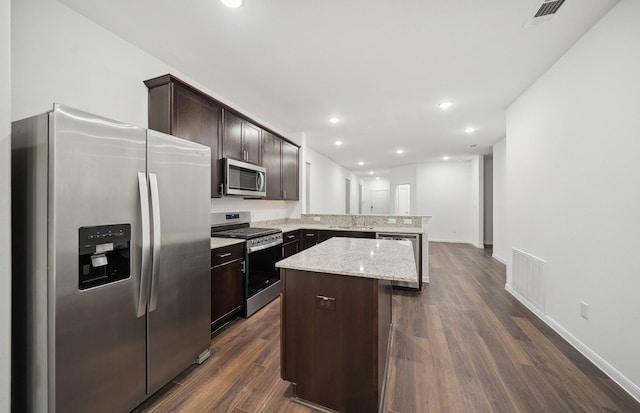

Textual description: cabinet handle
[217,252,232,258]
[305,233,315,237]
[316,295,335,301]
[286,235,296,239]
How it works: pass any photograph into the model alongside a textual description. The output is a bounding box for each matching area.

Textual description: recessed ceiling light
[439,101,453,110]
[329,116,340,124]
[358,161,364,166]
[443,156,449,161]
[334,140,343,146]
[369,171,374,175]
[375,177,380,180]
[465,127,476,134]
[396,149,404,155]
[220,0,243,8]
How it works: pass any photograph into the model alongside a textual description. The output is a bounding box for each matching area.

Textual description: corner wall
[492,139,507,263]
[305,147,360,214]
[506,0,640,399]
[415,161,473,243]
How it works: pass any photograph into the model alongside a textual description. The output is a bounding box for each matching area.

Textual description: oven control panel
[247,233,283,252]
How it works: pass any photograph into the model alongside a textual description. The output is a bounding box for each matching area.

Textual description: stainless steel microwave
[223,158,266,197]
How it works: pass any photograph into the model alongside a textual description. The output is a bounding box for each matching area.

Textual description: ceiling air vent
[525,0,566,27]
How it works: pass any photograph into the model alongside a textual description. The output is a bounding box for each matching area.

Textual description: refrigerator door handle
[137,172,152,317]
[148,173,162,312]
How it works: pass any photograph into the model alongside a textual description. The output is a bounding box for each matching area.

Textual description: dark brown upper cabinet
[144,74,223,197]
[223,111,261,165]
[282,141,299,200]
[262,131,299,200]
[145,74,299,200]
[261,130,282,199]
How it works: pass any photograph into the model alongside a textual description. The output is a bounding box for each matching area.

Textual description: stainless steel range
[211,212,283,317]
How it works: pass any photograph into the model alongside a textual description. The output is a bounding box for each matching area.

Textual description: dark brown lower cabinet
[280,269,392,413]
[282,230,300,258]
[210,244,244,332]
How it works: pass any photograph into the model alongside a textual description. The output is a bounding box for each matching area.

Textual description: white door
[395,184,410,215]
[369,189,389,214]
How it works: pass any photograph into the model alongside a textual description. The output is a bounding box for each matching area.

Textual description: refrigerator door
[50,105,148,412]
[146,129,212,394]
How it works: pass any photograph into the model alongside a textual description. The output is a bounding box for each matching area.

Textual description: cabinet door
[223,111,244,161]
[282,141,299,200]
[301,230,318,251]
[173,85,222,197]
[211,259,244,329]
[282,241,299,259]
[261,130,282,199]
[243,121,262,165]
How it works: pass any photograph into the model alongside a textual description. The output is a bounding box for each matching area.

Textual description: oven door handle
[247,239,283,254]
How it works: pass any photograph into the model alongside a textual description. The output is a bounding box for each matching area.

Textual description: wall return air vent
[525,0,566,27]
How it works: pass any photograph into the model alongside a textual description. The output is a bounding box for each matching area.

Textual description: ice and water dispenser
[78,224,131,289]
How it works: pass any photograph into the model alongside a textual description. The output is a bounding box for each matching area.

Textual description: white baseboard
[470,241,485,249]
[429,238,474,245]
[492,253,507,265]
[505,284,640,404]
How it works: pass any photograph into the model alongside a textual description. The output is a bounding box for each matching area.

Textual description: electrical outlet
[388,218,396,224]
[580,301,589,320]
[314,216,321,222]
[403,219,412,224]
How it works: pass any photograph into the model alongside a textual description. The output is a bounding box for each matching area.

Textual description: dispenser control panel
[78,224,131,290]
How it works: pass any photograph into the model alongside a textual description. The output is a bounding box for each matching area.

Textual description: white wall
[12,0,301,223]
[492,139,507,263]
[389,164,417,215]
[483,156,493,245]
[415,161,473,243]
[0,0,11,408]
[306,147,360,214]
[506,0,640,400]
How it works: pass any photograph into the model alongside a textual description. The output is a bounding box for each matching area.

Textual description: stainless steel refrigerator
[11,104,212,412]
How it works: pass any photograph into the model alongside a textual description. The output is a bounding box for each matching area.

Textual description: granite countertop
[272,223,425,235]
[276,237,417,283]
[210,237,245,249]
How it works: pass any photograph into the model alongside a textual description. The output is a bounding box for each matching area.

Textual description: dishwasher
[376,232,421,291]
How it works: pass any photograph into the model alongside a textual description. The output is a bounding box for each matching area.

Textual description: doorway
[395,184,410,215]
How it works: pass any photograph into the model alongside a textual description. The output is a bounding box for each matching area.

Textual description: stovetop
[211,226,281,240]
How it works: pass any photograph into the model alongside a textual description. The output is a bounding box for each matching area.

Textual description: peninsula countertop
[276,237,417,283]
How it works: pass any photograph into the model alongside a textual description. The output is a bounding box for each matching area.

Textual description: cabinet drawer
[211,243,244,268]
[282,230,300,244]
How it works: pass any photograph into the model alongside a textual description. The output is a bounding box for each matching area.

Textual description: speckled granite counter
[210,237,245,249]
[272,223,425,235]
[276,237,417,283]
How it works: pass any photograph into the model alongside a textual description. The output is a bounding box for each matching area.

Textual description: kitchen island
[276,237,417,413]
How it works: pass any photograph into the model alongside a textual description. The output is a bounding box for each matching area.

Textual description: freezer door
[50,105,148,413]
[146,129,212,394]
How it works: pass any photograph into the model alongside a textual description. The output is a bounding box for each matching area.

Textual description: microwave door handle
[137,172,151,318]
[257,171,265,192]
[148,173,162,312]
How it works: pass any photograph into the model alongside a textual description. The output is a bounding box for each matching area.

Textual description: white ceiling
[58,0,618,176]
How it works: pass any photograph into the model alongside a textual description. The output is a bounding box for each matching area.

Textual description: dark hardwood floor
[134,242,640,413]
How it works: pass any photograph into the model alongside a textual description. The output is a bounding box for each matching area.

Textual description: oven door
[245,242,282,316]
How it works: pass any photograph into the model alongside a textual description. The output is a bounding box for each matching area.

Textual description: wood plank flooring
[133,242,640,413]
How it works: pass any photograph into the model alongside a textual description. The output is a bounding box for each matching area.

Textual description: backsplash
[253,214,430,229]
